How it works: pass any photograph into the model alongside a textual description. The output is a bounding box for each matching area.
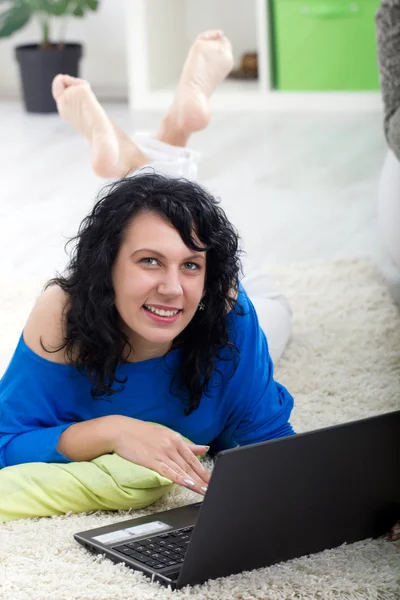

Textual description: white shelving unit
[125,0,381,112]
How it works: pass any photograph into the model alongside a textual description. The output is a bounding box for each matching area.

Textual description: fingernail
[184,478,195,487]
[201,486,208,493]
[204,446,210,450]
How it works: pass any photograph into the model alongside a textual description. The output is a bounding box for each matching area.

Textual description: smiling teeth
[145,306,180,317]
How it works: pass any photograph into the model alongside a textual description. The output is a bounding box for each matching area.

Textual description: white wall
[0,0,127,99]
[146,0,186,91]
[185,0,258,69]
[125,0,258,98]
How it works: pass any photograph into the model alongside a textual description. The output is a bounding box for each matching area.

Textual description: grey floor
[0,100,389,283]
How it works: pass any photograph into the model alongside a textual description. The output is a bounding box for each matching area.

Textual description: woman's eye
[140,258,200,270]
[140,257,159,266]
[184,262,200,271]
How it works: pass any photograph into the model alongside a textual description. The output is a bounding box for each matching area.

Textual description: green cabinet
[271,0,380,91]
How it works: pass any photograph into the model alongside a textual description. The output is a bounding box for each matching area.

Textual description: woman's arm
[56,416,115,461]
[1,288,210,492]
[376,0,400,159]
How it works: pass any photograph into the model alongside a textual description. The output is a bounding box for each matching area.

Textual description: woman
[50,30,292,364]
[0,31,294,500]
[0,173,294,494]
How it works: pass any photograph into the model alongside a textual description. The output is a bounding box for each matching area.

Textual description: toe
[52,74,90,101]
[198,30,224,41]
[63,74,88,87]
[51,74,67,101]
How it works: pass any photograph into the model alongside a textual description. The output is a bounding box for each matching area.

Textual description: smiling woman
[0,30,294,505]
[112,211,208,362]
[0,172,295,498]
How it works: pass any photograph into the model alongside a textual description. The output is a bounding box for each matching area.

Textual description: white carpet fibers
[0,259,399,599]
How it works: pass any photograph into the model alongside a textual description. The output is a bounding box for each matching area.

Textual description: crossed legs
[52,30,233,178]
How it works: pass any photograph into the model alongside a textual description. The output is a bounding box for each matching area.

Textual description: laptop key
[130,552,146,561]
[146,559,162,568]
[154,555,168,563]
[118,548,135,556]
[168,553,181,561]
[121,548,136,556]
[132,555,151,564]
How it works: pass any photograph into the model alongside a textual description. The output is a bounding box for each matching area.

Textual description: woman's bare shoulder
[23,284,71,364]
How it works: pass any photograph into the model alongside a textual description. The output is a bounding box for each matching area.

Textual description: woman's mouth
[142,304,182,324]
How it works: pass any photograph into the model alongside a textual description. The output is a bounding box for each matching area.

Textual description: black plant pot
[15,43,83,114]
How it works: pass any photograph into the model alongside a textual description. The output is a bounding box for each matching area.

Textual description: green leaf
[24,0,47,10]
[42,0,70,16]
[71,0,99,15]
[85,0,98,11]
[71,4,83,16]
[0,4,32,38]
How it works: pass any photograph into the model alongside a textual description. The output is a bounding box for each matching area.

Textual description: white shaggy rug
[0,259,399,600]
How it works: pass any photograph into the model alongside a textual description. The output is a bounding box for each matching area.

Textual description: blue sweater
[0,285,294,468]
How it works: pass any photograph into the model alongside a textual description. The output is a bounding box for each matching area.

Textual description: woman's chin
[133,323,183,346]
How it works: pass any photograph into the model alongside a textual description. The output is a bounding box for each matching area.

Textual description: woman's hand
[109,416,211,495]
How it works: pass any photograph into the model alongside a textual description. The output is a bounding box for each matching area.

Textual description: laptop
[74,410,400,589]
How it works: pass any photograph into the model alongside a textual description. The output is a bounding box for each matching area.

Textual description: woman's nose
[157,270,183,297]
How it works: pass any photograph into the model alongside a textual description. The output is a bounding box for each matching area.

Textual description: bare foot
[52,74,148,178]
[159,30,233,144]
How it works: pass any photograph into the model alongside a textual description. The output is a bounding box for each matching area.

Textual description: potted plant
[0,0,99,113]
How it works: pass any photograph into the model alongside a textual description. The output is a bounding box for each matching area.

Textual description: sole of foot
[52,74,147,178]
[168,30,234,135]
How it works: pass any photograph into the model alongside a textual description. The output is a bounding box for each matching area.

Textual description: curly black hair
[45,172,244,415]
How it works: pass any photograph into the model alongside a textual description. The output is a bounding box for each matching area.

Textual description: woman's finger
[186,443,210,456]
[157,460,207,495]
[169,449,209,489]
[178,442,211,485]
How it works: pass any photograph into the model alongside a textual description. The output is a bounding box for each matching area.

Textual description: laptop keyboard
[112,526,194,570]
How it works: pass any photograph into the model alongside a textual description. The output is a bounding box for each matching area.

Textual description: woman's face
[112,211,206,360]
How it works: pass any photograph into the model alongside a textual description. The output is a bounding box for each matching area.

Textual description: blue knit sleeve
[0,335,77,468]
[211,286,295,452]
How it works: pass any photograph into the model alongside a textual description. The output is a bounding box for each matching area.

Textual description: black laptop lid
[177,411,400,588]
